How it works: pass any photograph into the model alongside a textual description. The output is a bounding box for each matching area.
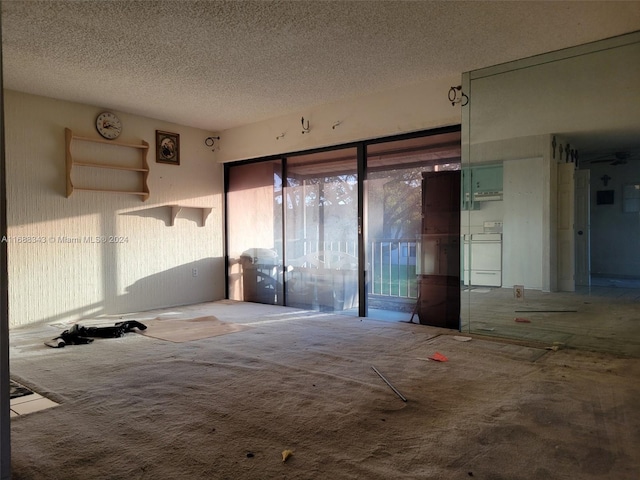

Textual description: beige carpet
[8,302,640,480]
[139,316,250,342]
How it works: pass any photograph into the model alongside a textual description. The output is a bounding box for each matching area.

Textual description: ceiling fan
[586,151,640,166]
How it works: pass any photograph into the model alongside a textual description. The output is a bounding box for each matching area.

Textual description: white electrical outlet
[514,285,524,300]
[192,268,198,277]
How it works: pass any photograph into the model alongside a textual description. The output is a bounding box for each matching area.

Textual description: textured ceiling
[2,1,640,132]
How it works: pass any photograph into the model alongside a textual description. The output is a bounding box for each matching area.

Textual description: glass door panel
[227,160,283,305]
[365,132,461,322]
[285,148,358,314]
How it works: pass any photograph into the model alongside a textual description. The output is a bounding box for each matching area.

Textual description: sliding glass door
[227,160,283,305]
[365,133,461,321]
[284,148,359,313]
[226,128,462,323]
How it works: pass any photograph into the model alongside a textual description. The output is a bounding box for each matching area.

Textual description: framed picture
[596,190,614,205]
[156,130,180,165]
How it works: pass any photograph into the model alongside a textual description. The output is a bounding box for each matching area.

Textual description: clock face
[96,112,122,139]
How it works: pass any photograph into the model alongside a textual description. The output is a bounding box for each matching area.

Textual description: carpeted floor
[8,301,640,479]
[139,316,251,342]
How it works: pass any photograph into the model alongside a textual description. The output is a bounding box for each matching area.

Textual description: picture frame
[596,189,614,205]
[155,130,180,165]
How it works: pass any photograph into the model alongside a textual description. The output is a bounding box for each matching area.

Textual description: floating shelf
[169,205,213,227]
[65,128,150,201]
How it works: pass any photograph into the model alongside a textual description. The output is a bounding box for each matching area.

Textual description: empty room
[1,2,639,479]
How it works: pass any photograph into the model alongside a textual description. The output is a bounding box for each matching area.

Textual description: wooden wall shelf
[169,205,213,227]
[65,128,150,201]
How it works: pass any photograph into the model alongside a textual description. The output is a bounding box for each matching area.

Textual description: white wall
[4,90,225,328]
[502,158,544,290]
[216,75,461,163]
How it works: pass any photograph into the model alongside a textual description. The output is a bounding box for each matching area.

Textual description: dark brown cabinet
[417,171,461,329]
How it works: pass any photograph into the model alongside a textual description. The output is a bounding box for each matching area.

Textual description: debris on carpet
[428,352,449,362]
[45,320,147,348]
[10,380,34,399]
[282,449,294,463]
[453,336,472,342]
[514,317,531,323]
[372,365,408,402]
[546,342,565,351]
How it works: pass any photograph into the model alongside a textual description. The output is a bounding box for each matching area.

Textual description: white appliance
[468,233,502,287]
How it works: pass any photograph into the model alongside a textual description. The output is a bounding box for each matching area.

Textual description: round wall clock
[96,112,122,139]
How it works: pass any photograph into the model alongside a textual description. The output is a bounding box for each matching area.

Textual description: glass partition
[463,32,640,355]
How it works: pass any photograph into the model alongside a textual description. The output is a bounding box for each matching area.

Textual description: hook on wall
[204,136,220,151]
[332,120,342,130]
[276,132,286,140]
[301,116,310,134]
[448,85,468,106]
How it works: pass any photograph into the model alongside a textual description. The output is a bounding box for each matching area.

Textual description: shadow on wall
[121,257,224,312]
[11,258,225,328]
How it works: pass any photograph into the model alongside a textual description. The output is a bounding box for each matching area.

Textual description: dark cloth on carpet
[45,320,147,348]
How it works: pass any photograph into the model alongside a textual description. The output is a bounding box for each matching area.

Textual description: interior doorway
[574,169,590,287]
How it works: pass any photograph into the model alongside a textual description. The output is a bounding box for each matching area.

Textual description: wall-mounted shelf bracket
[169,205,213,227]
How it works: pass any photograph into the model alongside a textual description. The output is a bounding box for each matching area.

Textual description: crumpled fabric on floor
[45,320,147,348]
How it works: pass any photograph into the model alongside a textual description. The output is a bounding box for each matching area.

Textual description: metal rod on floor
[371,366,408,402]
